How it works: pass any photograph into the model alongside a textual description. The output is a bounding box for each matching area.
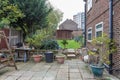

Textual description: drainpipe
[83,0,87,47]
[109,0,113,74]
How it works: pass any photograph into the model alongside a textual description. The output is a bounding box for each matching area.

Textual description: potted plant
[90,33,117,77]
[56,53,66,64]
[25,30,47,62]
[40,39,59,63]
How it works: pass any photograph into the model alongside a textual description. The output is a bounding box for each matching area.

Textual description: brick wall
[86,0,120,73]
[113,0,120,72]
[86,0,109,49]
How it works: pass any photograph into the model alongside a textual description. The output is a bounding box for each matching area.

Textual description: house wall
[72,30,83,37]
[85,0,120,74]
[113,0,120,73]
[86,0,109,49]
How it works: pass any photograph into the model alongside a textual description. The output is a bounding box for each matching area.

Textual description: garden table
[15,48,32,62]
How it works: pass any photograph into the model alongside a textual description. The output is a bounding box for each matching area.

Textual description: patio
[0,59,119,80]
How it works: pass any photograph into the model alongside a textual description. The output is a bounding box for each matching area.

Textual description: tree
[0,0,24,28]
[45,7,63,39]
[10,0,52,38]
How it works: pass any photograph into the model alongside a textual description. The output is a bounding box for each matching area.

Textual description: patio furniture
[0,31,17,70]
[66,49,76,59]
[14,48,32,62]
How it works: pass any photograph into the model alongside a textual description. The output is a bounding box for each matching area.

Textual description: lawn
[57,40,81,49]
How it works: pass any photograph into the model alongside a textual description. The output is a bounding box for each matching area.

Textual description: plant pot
[90,65,104,77]
[45,51,54,63]
[79,56,84,61]
[32,55,42,63]
[56,56,65,64]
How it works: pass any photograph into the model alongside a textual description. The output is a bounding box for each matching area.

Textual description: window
[95,22,103,37]
[87,0,92,11]
[87,27,92,41]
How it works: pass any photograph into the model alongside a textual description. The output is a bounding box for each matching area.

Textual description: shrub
[40,39,59,50]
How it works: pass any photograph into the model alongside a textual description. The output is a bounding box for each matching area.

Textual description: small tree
[61,40,68,49]
[92,33,117,66]
[25,29,47,50]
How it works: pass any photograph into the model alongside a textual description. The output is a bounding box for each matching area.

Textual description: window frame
[87,0,92,11]
[87,27,92,42]
[95,22,103,37]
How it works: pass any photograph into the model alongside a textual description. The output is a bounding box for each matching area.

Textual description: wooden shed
[56,30,73,40]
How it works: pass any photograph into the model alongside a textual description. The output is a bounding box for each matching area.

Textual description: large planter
[90,65,104,77]
[32,55,42,63]
[56,56,65,64]
[44,51,54,63]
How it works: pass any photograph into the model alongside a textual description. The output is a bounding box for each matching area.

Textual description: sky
[49,0,85,23]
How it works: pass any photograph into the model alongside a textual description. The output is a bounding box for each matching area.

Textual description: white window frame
[95,22,103,37]
[87,27,92,42]
[87,0,92,11]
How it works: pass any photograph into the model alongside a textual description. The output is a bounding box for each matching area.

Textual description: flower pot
[79,56,84,61]
[33,55,42,63]
[56,56,65,64]
[90,65,104,77]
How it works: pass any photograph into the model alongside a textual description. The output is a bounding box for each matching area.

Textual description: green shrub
[40,39,59,50]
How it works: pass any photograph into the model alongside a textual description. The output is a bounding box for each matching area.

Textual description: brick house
[56,19,83,39]
[83,0,120,75]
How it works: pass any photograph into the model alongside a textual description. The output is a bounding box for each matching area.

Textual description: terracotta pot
[79,56,84,61]
[56,56,65,64]
[33,55,42,63]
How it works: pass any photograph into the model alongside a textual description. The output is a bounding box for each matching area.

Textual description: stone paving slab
[0,59,119,80]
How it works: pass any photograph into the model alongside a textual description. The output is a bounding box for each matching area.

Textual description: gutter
[109,0,113,74]
[83,0,87,47]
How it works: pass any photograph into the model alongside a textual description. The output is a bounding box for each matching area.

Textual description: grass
[57,40,82,49]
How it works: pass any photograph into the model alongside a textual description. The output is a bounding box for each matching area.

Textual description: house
[56,19,83,39]
[83,0,120,75]
[59,19,78,31]
[0,28,23,49]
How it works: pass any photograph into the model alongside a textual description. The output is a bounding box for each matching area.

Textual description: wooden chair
[0,31,17,70]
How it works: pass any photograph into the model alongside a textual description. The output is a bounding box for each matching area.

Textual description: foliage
[46,8,63,38]
[40,39,59,50]
[74,35,84,47]
[61,40,68,49]
[57,40,80,49]
[25,29,47,49]
[0,0,24,28]
[91,33,117,66]
[47,8,63,27]
[10,0,52,38]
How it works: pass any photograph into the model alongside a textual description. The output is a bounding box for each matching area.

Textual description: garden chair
[0,31,17,70]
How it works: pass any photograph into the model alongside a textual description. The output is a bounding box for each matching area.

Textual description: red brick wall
[113,0,120,71]
[86,0,109,49]
[86,0,120,72]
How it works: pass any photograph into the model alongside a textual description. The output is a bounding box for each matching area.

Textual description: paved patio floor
[0,59,119,80]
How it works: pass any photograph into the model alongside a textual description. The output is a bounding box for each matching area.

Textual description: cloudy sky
[49,0,85,23]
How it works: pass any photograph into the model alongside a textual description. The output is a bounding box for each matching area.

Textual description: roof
[59,19,78,31]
